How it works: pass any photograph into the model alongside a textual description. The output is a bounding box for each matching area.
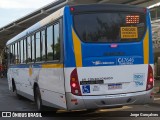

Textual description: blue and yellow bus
[7,3,154,111]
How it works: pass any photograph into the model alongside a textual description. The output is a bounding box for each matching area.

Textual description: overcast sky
[0,0,160,28]
[0,0,55,27]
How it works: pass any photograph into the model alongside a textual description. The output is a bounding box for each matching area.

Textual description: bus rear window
[73,12,146,43]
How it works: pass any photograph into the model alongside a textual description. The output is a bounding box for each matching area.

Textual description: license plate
[108,83,122,90]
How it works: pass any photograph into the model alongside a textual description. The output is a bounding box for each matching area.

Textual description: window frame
[73,11,147,43]
[7,17,63,65]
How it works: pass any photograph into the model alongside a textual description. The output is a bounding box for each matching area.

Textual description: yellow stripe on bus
[42,64,63,68]
[29,66,32,76]
[72,29,82,67]
[143,29,149,64]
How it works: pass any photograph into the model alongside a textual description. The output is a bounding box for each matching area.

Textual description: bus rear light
[70,68,82,96]
[146,65,154,91]
[71,83,76,88]
[149,78,153,82]
[70,7,75,11]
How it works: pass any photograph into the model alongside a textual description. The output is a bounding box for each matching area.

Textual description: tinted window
[32,35,35,62]
[54,23,60,60]
[10,45,14,64]
[15,43,18,64]
[74,12,146,43]
[24,39,27,63]
[19,42,21,63]
[9,45,12,64]
[47,26,53,61]
[12,44,15,64]
[41,30,46,61]
[20,40,23,63]
[17,42,20,64]
[27,36,32,62]
[36,32,41,62]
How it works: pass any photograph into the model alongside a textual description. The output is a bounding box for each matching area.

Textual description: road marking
[98,106,132,112]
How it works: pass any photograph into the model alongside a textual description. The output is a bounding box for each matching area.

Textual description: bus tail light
[70,68,82,96]
[70,7,75,12]
[146,65,154,91]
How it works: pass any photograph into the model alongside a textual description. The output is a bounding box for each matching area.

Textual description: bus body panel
[8,66,34,99]
[77,65,148,95]
[63,5,154,110]
[64,64,152,94]
[8,64,67,109]
[7,4,154,111]
[38,65,66,109]
[7,7,67,109]
[66,90,153,110]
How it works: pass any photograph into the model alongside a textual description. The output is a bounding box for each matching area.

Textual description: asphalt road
[0,78,160,120]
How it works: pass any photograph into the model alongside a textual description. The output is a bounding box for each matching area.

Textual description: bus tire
[12,81,22,99]
[35,86,43,111]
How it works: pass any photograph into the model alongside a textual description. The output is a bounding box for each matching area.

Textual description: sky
[0,0,56,27]
[0,0,160,28]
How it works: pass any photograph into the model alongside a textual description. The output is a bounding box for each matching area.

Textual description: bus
[6,3,154,111]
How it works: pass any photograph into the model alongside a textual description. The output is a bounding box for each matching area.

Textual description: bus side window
[41,30,46,61]
[18,41,21,64]
[27,36,32,62]
[10,45,12,64]
[32,35,35,62]
[16,42,20,64]
[47,26,54,61]
[54,23,60,60]
[24,39,27,63]
[12,44,15,64]
[36,32,41,62]
[15,43,18,64]
[20,40,24,64]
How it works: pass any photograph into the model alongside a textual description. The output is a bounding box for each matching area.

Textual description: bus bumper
[66,89,154,110]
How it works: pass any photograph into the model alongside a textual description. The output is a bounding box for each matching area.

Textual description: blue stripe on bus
[32,64,42,68]
[10,64,30,68]
[10,64,42,68]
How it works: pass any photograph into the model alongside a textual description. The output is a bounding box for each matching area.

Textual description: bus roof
[70,3,146,14]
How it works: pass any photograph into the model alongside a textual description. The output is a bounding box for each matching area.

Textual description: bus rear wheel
[12,81,22,99]
[35,86,43,111]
